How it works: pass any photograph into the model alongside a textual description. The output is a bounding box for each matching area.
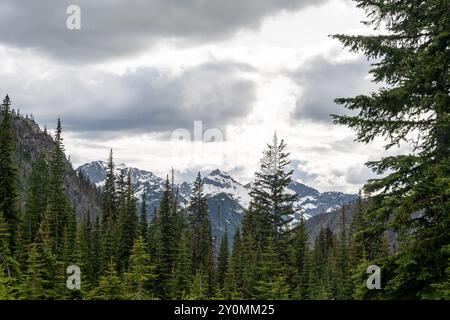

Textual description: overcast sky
[0,0,403,192]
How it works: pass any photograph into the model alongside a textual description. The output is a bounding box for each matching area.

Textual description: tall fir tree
[101,154,120,269]
[102,149,117,223]
[334,205,353,299]
[290,216,310,299]
[217,228,229,290]
[125,236,157,300]
[138,187,148,242]
[90,216,103,284]
[18,243,46,300]
[171,230,193,299]
[248,133,297,249]
[20,152,49,250]
[253,237,290,300]
[224,228,244,299]
[189,173,212,272]
[155,177,178,298]
[0,95,19,250]
[74,214,92,294]
[88,259,125,300]
[0,211,20,296]
[48,119,75,257]
[332,0,450,298]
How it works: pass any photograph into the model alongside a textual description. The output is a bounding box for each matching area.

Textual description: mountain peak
[209,168,222,176]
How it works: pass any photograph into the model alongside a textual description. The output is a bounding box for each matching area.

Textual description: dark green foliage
[0,212,20,283]
[171,231,193,299]
[20,152,49,249]
[188,267,209,300]
[0,95,19,249]
[90,216,103,284]
[138,188,148,242]
[290,218,310,299]
[332,0,450,299]
[74,215,92,293]
[224,228,244,299]
[125,236,156,300]
[253,238,290,299]
[88,260,125,300]
[102,149,117,223]
[217,229,229,290]
[48,119,76,258]
[189,173,212,272]
[155,177,179,298]
[117,172,138,270]
[248,134,297,248]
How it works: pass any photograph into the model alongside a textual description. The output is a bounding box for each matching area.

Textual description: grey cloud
[1,61,256,137]
[291,56,374,123]
[0,0,328,63]
[289,160,319,184]
[345,164,378,185]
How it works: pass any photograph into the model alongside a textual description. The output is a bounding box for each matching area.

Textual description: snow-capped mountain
[77,160,170,212]
[76,161,357,241]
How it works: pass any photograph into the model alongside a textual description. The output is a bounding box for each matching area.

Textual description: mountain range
[77,161,357,242]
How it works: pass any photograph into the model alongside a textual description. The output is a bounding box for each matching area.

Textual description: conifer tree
[0,211,20,291]
[88,260,125,300]
[90,216,103,284]
[309,228,335,299]
[19,212,58,300]
[19,243,45,300]
[138,188,148,242]
[147,207,160,264]
[334,205,352,299]
[291,217,310,299]
[48,119,75,257]
[116,172,138,270]
[0,267,13,299]
[74,216,92,293]
[155,177,178,298]
[217,229,229,290]
[101,162,120,272]
[171,231,193,299]
[21,152,49,248]
[188,267,209,300]
[125,172,138,259]
[0,95,19,249]
[189,173,212,272]
[332,0,450,298]
[248,133,297,249]
[224,228,244,299]
[102,149,117,223]
[125,236,156,300]
[253,237,290,299]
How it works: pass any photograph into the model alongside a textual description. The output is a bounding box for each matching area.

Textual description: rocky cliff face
[11,114,101,219]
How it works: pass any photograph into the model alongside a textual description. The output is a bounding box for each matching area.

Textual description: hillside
[10,113,102,219]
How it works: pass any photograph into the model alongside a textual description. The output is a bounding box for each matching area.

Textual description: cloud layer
[0,0,327,63]
[1,59,256,136]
